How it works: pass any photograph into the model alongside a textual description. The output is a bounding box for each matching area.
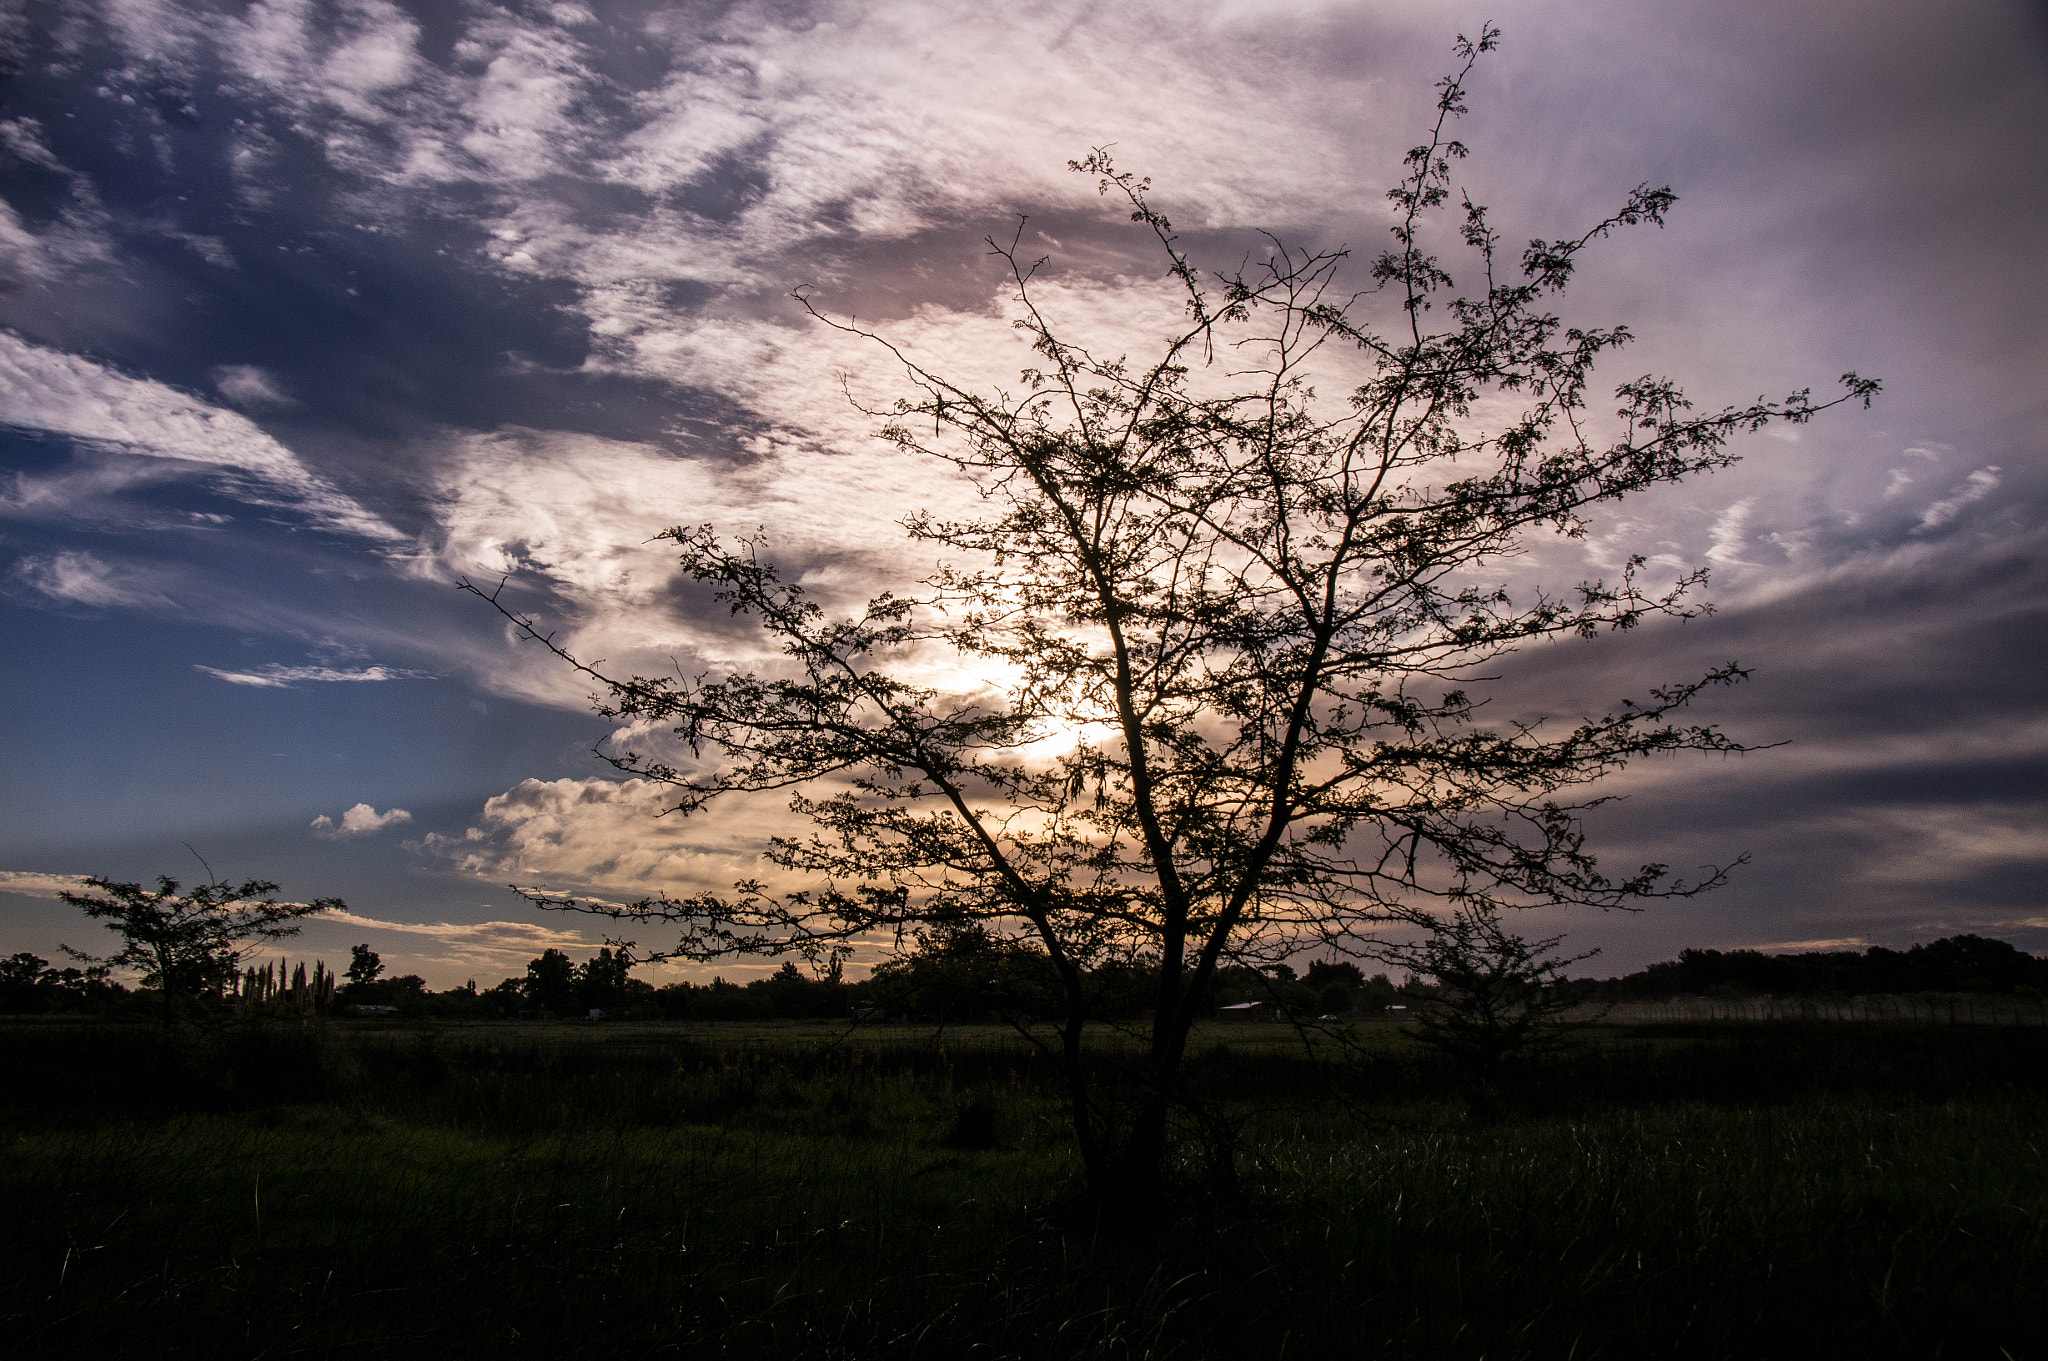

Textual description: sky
[2,0,2044,986]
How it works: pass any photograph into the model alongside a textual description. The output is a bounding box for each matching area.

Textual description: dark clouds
[1487,519,2048,960]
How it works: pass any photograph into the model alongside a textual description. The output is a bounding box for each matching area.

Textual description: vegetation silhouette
[58,872,341,1025]
[1393,908,1599,1112]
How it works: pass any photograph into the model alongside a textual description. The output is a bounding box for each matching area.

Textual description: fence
[1592,995,2048,1026]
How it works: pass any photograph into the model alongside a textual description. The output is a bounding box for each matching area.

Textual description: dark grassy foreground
[3,1018,2044,1359]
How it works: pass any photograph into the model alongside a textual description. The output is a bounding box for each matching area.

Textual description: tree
[470,28,1876,1211]
[345,943,384,988]
[0,952,122,1014]
[523,947,578,1015]
[1396,908,1596,1103]
[60,875,341,1023]
[574,946,633,1013]
[869,918,1059,1023]
[1303,959,1366,1014]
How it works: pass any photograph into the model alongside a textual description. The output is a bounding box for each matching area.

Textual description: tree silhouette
[522,947,578,1015]
[470,28,1876,1210]
[60,875,340,1024]
[345,943,384,987]
[574,946,633,1013]
[1398,908,1597,1105]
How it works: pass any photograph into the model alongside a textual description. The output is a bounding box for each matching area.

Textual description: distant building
[1219,1001,1270,1020]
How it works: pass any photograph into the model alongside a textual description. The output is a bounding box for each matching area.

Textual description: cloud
[1916,467,2001,531]
[3,0,2042,984]
[0,334,400,540]
[416,776,779,895]
[211,364,295,409]
[194,662,430,687]
[1704,498,1756,568]
[412,419,1003,706]
[9,550,169,608]
[0,118,116,287]
[310,803,413,838]
[290,905,609,973]
[319,905,596,952]
[0,871,92,899]
[0,118,66,172]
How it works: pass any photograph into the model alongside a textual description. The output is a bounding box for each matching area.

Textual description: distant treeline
[4,932,2043,1020]
[1593,935,2048,1001]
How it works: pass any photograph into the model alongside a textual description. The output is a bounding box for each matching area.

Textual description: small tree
[1395,908,1596,1099]
[60,875,341,1023]
[471,29,1876,1209]
[345,943,384,988]
[870,918,1058,1024]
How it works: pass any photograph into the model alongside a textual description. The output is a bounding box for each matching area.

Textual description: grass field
[4,1016,2044,1358]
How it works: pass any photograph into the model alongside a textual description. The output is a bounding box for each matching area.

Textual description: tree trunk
[1073,1008,1216,1223]
[1099,1091,1171,1218]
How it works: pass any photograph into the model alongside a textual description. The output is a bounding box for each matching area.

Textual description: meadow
[3,1015,2043,1359]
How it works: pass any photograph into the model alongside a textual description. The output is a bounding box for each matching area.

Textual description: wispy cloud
[309,906,606,970]
[311,803,413,838]
[211,364,295,409]
[1916,467,2001,531]
[9,550,169,608]
[194,663,431,687]
[0,871,91,899]
[0,334,400,540]
[1704,498,1756,568]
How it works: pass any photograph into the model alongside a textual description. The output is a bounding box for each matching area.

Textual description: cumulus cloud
[195,663,430,687]
[310,803,413,838]
[416,776,776,895]
[0,334,399,540]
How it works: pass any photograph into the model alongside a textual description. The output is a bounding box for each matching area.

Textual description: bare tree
[470,28,1876,1210]
[61,874,341,1024]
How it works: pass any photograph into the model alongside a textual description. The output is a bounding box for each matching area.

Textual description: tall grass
[3,1018,2043,1358]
